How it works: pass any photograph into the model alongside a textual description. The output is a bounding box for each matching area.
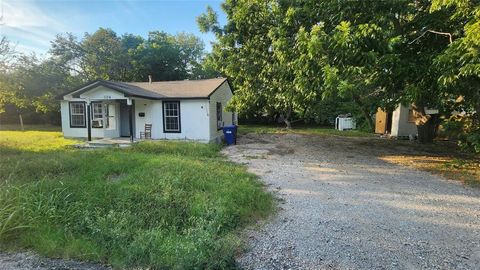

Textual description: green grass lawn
[0,130,273,269]
[237,124,374,137]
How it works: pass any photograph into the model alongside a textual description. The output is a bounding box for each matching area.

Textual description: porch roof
[62,78,228,100]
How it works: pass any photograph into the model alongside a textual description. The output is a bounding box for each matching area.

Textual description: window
[92,102,104,128]
[69,102,86,128]
[163,101,180,133]
[216,102,223,130]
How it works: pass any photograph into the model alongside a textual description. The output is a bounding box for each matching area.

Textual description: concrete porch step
[74,138,135,149]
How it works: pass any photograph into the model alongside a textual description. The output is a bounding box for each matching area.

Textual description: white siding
[134,99,159,139]
[208,81,234,141]
[391,104,417,137]
[61,100,121,139]
[61,100,88,138]
[61,85,127,139]
[134,99,211,142]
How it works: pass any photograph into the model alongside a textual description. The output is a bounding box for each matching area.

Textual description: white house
[59,78,235,143]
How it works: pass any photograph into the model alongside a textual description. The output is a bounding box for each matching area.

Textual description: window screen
[163,101,180,132]
[70,102,86,127]
[92,103,104,128]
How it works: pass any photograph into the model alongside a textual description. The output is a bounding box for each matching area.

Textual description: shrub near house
[0,130,272,268]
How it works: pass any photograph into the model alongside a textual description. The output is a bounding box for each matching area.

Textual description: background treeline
[1,0,479,152]
[198,0,479,150]
[0,29,218,124]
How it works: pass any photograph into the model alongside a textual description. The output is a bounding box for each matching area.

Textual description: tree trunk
[412,104,438,144]
[353,96,374,132]
[416,120,436,143]
[361,107,374,132]
[19,114,24,131]
[284,106,292,129]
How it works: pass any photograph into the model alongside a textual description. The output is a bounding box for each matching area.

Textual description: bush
[443,115,480,153]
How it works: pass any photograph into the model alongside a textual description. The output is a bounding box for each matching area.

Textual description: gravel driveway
[224,133,480,270]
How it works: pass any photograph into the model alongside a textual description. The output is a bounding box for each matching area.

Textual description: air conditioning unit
[335,115,356,131]
[92,119,104,128]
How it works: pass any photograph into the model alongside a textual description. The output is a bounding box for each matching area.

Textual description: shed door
[375,108,388,134]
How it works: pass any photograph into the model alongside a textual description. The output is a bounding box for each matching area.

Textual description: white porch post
[127,98,134,142]
[86,98,92,142]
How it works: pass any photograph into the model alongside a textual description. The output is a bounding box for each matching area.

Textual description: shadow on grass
[0,125,61,132]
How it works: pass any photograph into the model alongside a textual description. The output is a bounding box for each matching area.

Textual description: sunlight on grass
[0,131,79,152]
[380,155,480,186]
[238,124,373,137]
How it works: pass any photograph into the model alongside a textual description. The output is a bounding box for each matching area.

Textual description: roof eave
[207,78,231,98]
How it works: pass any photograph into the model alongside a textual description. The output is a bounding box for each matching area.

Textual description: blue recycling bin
[223,125,237,145]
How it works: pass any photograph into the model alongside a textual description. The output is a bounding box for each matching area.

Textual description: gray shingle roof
[66,78,228,100]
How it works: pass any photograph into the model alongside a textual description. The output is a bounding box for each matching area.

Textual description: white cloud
[0,0,65,55]
[2,0,63,29]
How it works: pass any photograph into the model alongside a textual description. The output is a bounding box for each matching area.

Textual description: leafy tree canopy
[199,0,479,147]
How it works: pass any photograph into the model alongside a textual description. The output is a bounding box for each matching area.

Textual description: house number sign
[104,95,112,99]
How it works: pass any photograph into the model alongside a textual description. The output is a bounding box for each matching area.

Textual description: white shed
[59,78,235,143]
[375,104,438,138]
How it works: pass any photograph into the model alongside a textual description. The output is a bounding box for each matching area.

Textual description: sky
[0,0,227,57]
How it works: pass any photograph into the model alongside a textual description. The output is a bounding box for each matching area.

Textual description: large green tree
[50,28,207,82]
[198,1,327,127]
[432,0,480,151]
[200,0,477,145]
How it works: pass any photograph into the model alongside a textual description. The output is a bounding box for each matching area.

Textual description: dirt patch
[268,144,294,156]
[224,133,480,269]
[106,172,126,183]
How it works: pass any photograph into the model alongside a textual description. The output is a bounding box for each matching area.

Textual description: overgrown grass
[238,124,373,137]
[0,130,273,268]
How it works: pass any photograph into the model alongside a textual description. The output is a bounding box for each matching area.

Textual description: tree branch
[409,29,453,44]
[427,30,453,44]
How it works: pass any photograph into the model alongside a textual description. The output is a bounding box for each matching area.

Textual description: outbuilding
[375,104,438,138]
[59,78,235,143]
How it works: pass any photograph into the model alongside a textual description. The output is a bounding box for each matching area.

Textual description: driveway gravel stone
[0,252,110,270]
[223,133,480,270]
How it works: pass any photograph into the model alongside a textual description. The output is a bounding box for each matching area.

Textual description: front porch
[86,99,136,142]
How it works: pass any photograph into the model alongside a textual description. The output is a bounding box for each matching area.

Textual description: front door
[106,103,116,130]
[120,101,134,137]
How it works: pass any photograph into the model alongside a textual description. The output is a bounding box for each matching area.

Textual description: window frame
[69,101,86,128]
[162,101,181,133]
[216,102,223,130]
[91,102,104,128]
